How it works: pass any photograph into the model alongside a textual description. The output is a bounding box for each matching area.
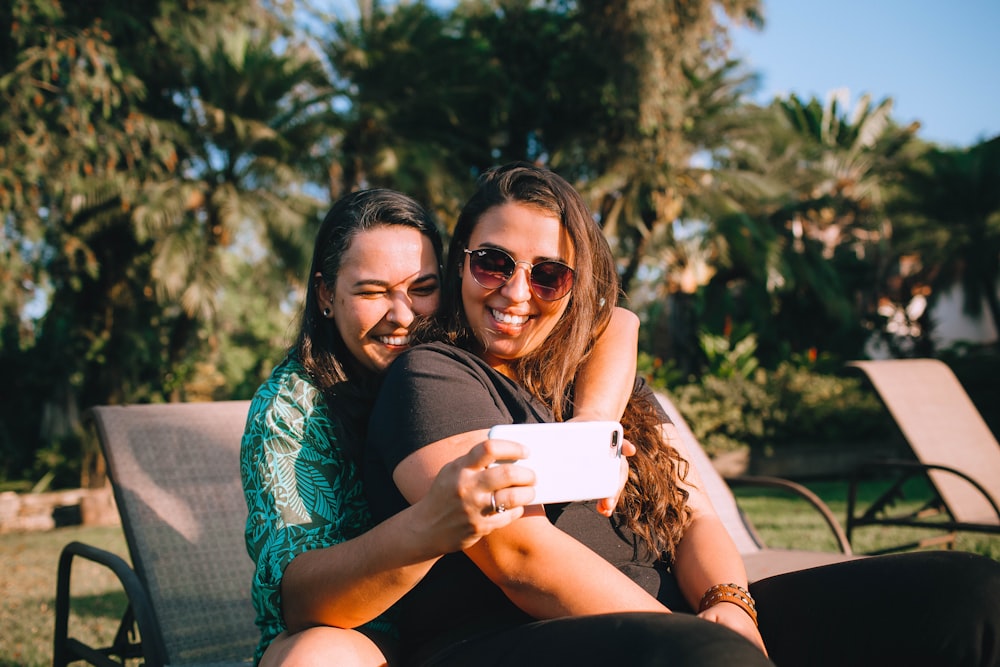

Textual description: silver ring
[490,492,506,514]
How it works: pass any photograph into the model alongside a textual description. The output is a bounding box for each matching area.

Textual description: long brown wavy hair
[433,162,692,561]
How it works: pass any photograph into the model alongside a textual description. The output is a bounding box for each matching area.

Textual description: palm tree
[564,0,764,295]
[769,92,935,358]
[673,91,921,364]
[0,0,186,482]
[0,0,172,336]
[891,136,1000,351]
[322,0,500,217]
[428,0,765,289]
[775,93,916,257]
[132,2,332,394]
[1,0,331,484]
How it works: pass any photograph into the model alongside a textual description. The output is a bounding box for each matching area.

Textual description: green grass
[2,478,998,667]
[732,476,1000,559]
[0,525,130,667]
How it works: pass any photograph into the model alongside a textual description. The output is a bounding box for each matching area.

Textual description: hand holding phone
[487,421,624,505]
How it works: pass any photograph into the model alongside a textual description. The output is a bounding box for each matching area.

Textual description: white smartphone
[487,421,624,505]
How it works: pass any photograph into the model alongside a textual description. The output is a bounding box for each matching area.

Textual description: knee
[260,627,389,667]
[614,613,773,666]
[959,552,1000,622]
[924,551,1000,614]
[917,551,1000,665]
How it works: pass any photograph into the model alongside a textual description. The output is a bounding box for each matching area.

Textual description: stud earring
[323,308,331,318]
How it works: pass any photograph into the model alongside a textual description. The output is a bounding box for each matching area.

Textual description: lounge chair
[53,401,256,667]
[53,396,854,667]
[654,393,858,581]
[845,359,1000,553]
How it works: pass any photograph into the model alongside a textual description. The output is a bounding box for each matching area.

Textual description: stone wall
[0,484,119,533]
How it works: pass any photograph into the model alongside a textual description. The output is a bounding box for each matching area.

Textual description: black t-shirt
[364,342,684,658]
[366,343,556,518]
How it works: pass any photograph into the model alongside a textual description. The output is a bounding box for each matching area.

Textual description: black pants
[751,550,1000,667]
[419,611,773,667]
[418,551,1000,667]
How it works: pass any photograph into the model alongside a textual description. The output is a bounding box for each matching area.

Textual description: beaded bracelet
[698,583,758,627]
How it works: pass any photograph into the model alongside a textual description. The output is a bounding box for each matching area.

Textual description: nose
[500,263,532,303]
[385,294,415,327]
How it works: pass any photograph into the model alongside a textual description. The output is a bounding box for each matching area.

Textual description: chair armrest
[725,475,853,554]
[851,459,1000,524]
[54,541,167,667]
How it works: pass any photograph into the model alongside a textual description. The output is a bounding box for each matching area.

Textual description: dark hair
[437,162,691,560]
[297,189,443,396]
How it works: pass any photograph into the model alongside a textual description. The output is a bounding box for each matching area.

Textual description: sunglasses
[464,247,575,301]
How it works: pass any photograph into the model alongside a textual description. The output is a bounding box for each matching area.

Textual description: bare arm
[571,306,640,515]
[392,429,669,620]
[571,307,639,422]
[278,309,636,633]
[665,423,767,653]
[282,440,534,631]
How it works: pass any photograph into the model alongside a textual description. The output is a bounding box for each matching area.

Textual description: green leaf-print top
[240,354,394,663]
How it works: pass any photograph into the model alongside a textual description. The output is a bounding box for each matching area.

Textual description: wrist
[698,583,758,628]
[395,501,450,563]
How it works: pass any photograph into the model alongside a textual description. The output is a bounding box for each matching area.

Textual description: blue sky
[730,0,1000,148]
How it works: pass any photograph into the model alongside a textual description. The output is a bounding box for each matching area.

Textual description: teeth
[378,335,411,346]
[492,309,528,325]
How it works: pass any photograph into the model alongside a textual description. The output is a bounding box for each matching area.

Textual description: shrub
[764,363,893,446]
[644,362,893,459]
[669,373,780,455]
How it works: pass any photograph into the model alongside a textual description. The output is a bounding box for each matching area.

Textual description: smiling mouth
[377,334,411,346]
[491,308,529,326]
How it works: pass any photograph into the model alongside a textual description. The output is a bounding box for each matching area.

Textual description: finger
[483,505,526,524]
[595,447,630,516]
[464,438,527,468]
[482,489,501,517]
[595,497,615,517]
[620,438,637,457]
[596,487,624,516]
[487,486,536,514]
[480,460,536,490]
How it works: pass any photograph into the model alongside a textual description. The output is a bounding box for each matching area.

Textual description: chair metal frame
[655,393,857,582]
[845,359,1000,554]
[53,401,256,667]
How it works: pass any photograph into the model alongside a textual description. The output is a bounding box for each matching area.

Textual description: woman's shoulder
[400,340,479,362]
[246,353,327,426]
[392,341,491,376]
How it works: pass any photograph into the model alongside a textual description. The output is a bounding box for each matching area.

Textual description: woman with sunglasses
[364,162,1000,667]
[240,189,641,666]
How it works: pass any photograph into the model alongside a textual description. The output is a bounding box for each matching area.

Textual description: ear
[314,272,333,314]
